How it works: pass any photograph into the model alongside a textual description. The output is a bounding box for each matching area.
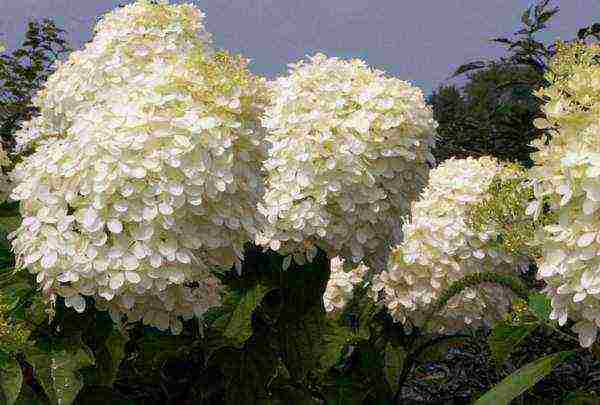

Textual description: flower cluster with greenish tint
[256,53,437,270]
[467,166,555,259]
[372,157,530,333]
[9,0,269,333]
[323,256,368,314]
[528,41,600,347]
[14,0,213,152]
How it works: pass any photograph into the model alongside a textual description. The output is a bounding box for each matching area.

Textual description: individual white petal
[107,219,123,234]
[109,273,125,290]
[124,271,141,284]
[41,250,58,269]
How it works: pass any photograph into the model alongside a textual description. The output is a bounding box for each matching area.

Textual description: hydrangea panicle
[528,41,600,347]
[257,53,437,271]
[9,0,268,333]
[323,256,368,314]
[373,157,531,332]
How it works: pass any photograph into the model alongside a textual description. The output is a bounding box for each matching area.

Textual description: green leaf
[0,350,9,368]
[528,293,552,321]
[222,284,276,347]
[134,332,193,369]
[488,322,537,364]
[24,341,95,405]
[14,384,44,405]
[537,9,559,26]
[321,373,371,405]
[495,103,512,114]
[264,360,318,405]
[384,343,406,393]
[0,202,20,218]
[24,296,49,326]
[1,281,33,312]
[355,298,378,341]
[0,216,21,234]
[103,331,127,379]
[474,351,575,405]
[451,61,487,78]
[278,308,325,379]
[86,330,128,387]
[0,357,23,405]
[279,308,352,380]
[210,333,280,404]
[319,322,353,370]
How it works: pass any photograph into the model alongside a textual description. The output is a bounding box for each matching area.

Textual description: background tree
[0,19,71,147]
[431,0,597,167]
[431,63,541,166]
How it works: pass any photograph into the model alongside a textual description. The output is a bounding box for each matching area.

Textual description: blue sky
[0,0,598,95]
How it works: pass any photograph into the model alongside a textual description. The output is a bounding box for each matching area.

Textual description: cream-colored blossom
[95,277,222,334]
[9,0,268,333]
[528,41,600,347]
[373,157,530,333]
[323,256,368,313]
[257,53,437,270]
[14,0,214,151]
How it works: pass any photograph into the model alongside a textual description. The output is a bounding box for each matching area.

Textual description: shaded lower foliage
[3,238,600,404]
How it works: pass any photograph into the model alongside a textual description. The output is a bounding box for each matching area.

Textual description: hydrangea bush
[256,53,437,270]
[2,2,600,404]
[9,0,269,333]
[528,41,600,347]
[372,157,532,332]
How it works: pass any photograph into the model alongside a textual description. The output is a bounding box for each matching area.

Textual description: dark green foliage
[431,62,543,166]
[0,358,22,405]
[578,23,600,42]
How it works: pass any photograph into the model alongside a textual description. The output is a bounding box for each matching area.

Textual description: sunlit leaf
[528,293,552,321]
[222,284,276,347]
[24,341,95,405]
[475,351,575,405]
[384,343,406,393]
[488,322,537,364]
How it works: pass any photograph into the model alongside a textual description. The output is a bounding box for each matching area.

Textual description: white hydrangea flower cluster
[14,0,214,151]
[9,0,268,333]
[372,157,528,333]
[527,42,600,347]
[257,53,437,270]
[323,256,368,313]
[94,279,222,334]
